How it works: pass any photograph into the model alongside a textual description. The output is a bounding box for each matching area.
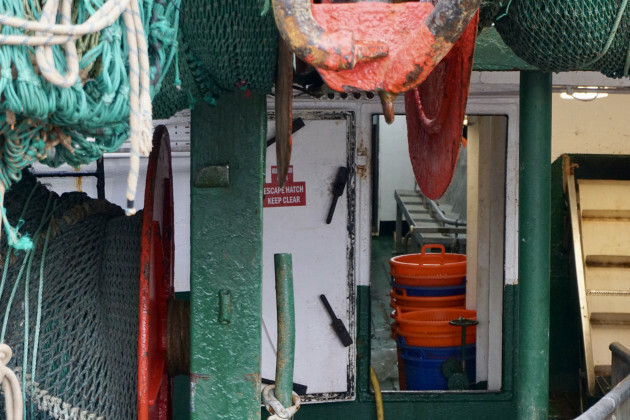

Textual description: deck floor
[370,234,400,390]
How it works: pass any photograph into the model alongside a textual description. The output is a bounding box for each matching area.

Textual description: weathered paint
[517,71,552,420]
[190,92,266,419]
[259,285,519,419]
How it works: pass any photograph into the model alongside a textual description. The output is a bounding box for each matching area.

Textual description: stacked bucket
[390,244,476,390]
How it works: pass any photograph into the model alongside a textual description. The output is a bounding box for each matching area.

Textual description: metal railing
[414,185,466,228]
[576,342,630,420]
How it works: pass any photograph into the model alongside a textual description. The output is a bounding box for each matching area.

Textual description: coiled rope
[0,344,22,420]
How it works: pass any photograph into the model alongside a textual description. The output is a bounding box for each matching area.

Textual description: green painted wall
[189,92,267,419]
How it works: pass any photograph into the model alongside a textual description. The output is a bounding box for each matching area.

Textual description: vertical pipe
[274,253,295,409]
[517,71,552,420]
[96,158,105,200]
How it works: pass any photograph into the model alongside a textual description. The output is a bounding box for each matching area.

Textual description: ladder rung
[591,312,630,325]
[585,255,630,267]
[582,209,630,220]
[588,290,630,297]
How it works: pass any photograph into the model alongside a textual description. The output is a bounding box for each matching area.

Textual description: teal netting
[0,0,180,166]
[495,0,630,77]
[152,1,279,119]
[0,172,142,419]
[0,0,180,240]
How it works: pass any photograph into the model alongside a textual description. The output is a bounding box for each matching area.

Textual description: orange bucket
[390,289,465,311]
[393,309,476,347]
[390,244,465,287]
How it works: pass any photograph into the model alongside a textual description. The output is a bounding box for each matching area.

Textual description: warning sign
[264,166,306,208]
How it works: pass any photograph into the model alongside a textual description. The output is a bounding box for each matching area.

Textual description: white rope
[0,0,153,216]
[0,344,23,420]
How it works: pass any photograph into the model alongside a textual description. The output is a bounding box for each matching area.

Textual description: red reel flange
[405,13,478,200]
[138,125,175,420]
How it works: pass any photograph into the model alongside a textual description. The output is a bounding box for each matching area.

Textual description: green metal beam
[517,71,552,420]
[189,92,266,419]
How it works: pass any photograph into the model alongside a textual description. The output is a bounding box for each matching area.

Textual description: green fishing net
[153,1,279,119]
[0,172,142,419]
[495,0,630,77]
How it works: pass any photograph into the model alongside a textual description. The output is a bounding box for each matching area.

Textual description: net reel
[0,126,177,419]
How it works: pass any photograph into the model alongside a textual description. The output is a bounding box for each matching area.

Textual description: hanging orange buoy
[405,13,478,200]
[272,0,481,119]
[138,125,175,420]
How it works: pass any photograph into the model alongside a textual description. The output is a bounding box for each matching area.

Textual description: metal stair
[566,166,630,394]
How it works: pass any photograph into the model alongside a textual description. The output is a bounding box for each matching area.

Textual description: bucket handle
[396,336,428,358]
[390,289,410,302]
[420,244,446,255]
[389,301,404,318]
[391,284,410,298]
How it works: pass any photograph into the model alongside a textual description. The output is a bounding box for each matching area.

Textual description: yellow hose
[370,366,385,420]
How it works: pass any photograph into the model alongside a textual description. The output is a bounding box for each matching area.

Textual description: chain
[261,384,301,420]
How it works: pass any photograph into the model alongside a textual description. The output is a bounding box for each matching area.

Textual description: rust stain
[244,372,261,384]
[190,372,211,384]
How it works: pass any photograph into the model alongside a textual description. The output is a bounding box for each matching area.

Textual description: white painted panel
[377,116,415,225]
[262,113,355,399]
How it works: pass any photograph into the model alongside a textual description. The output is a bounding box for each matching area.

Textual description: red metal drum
[138,125,175,420]
[405,13,478,200]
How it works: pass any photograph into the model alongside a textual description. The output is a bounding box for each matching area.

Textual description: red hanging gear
[405,13,479,200]
[138,125,175,420]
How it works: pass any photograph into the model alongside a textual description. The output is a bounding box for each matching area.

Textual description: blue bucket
[391,278,466,297]
[398,337,476,390]
[397,336,475,359]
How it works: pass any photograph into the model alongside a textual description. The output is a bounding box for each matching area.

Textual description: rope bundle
[0,344,22,420]
[0,0,180,247]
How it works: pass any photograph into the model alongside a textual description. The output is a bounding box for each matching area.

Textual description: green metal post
[517,71,552,420]
[274,253,295,409]
[189,92,266,419]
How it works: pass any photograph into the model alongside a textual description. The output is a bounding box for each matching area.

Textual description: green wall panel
[189,92,266,419]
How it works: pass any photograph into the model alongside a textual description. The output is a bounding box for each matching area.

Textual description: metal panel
[189,93,266,419]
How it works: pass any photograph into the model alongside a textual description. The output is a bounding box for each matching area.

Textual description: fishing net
[0,172,142,419]
[495,0,630,77]
[479,0,503,30]
[152,1,279,119]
